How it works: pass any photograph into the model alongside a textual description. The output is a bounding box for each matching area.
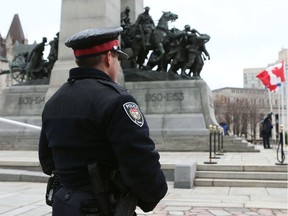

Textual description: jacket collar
[68,67,113,82]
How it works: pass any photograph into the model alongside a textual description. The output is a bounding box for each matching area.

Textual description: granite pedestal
[125,79,218,151]
[0,85,45,150]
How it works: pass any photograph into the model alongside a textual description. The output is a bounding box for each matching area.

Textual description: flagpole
[284,60,287,144]
[281,83,286,145]
[278,85,281,144]
[256,61,285,145]
[268,88,273,112]
[268,88,276,141]
[284,60,288,142]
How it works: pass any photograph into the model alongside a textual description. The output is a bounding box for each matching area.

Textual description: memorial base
[0,85,45,150]
[125,78,218,151]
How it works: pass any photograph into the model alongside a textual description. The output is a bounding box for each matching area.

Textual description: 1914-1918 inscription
[18,96,45,105]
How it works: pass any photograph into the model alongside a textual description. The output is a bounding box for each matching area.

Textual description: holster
[87,163,137,216]
[87,163,112,216]
[113,192,137,216]
[45,171,61,206]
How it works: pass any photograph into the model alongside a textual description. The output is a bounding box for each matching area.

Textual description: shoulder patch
[123,102,144,127]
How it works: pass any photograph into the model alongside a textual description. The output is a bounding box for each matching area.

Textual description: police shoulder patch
[123,102,144,127]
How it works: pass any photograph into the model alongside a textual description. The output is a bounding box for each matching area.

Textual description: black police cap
[65,27,128,60]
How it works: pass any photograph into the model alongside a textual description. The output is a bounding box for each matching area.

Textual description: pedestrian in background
[262,114,273,149]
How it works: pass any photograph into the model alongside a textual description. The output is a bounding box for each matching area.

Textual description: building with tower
[0,14,36,87]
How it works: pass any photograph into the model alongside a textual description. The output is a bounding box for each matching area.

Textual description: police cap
[65,27,128,60]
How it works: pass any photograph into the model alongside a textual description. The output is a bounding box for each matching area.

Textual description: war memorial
[0,0,250,152]
[0,1,287,215]
[0,0,287,187]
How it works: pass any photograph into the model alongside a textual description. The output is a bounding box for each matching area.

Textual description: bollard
[211,125,220,159]
[275,124,287,165]
[220,127,224,153]
[216,127,224,156]
[204,125,217,164]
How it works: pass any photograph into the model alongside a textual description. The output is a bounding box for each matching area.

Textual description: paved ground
[0,144,287,216]
[0,181,287,216]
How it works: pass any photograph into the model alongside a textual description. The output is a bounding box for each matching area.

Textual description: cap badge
[123,102,144,127]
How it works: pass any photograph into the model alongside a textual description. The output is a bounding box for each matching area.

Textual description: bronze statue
[121,6,131,29]
[128,11,178,69]
[3,34,59,84]
[120,7,210,80]
[47,32,59,75]
[134,6,155,48]
[182,29,210,79]
[167,26,189,75]
[24,37,47,79]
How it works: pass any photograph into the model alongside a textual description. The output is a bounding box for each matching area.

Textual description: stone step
[0,131,40,150]
[0,164,42,172]
[0,168,48,183]
[196,171,287,180]
[197,164,287,172]
[195,164,288,188]
[148,132,258,152]
[220,147,259,152]
[194,178,288,188]
[0,133,260,151]
[1,167,287,189]
[161,164,288,182]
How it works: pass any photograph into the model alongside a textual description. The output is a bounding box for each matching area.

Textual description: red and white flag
[256,61,285,91]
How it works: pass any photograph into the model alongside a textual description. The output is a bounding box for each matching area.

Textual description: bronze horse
[168,32,210,79]
[123,11,178,69]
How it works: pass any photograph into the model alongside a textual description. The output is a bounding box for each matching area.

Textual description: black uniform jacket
[38,67,167,212]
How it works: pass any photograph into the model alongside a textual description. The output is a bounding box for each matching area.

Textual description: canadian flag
[256,61,285,91]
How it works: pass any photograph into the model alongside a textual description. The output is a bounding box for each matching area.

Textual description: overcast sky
[0,0,287,90]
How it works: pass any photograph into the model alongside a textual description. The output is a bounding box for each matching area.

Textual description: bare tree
[247,99,265,141]
[213,95,265,139]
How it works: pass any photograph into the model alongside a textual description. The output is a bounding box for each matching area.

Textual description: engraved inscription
[18,96,45,105]
[145,92,184,102]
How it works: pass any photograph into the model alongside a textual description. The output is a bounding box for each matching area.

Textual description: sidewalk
[0,181,287,216]
[0,145,287,216]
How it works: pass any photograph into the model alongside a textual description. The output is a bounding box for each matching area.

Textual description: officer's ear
[104,51,112,67]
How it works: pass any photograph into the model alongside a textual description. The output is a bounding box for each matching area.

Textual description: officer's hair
[75,54,103,67]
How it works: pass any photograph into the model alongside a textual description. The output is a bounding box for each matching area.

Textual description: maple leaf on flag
[256,61,285,91]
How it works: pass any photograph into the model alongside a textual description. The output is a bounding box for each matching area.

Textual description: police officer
[38,27,168,215]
